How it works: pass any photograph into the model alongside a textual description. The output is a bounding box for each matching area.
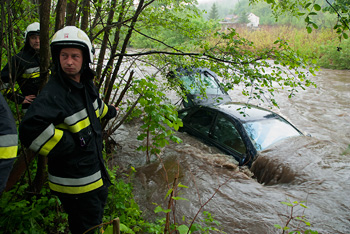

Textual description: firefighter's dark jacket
[19,67,116,195]
[1,44,41,109]
[0,92,18,159]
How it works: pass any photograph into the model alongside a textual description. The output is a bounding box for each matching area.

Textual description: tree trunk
[0,1,4,70]
[55,0,67,31]
[66,0,79,26]
[39,0,51,91]
[104,0,147,102]
[29,0,52,193]
[3,0,52,193]
[95,0,117,83]
[80,0,89,31]
[91,0,103,29]
[5,149,36,192]
[99,0,127,91]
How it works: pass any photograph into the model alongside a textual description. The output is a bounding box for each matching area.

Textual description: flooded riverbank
[111,68,350,233]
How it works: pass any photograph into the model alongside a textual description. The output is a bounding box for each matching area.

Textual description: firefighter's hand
[23,95,36,104]
[113,105,119,112]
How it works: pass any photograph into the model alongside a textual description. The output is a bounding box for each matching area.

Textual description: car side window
[187,109,215,135]
[212,114,246,154]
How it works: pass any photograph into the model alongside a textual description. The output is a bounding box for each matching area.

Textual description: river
[111,68,350,233]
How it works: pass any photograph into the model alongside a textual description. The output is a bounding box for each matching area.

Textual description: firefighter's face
[60,48,83,82]
[29,34,40,51]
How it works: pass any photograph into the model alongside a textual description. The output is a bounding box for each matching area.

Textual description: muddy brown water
[111,68,350,233]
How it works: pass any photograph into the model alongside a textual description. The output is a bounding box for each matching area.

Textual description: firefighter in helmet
[1,22,42,113]
[19,26,118,234]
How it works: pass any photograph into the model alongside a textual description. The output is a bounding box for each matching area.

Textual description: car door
[209,113,248,165]
[183,108,216,141]
[182,107,248,165]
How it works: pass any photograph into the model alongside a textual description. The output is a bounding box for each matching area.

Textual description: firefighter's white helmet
[24,22,40,40]
[51,26,94,63]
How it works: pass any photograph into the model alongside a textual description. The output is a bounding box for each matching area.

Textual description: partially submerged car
[178,103,304,166]
[167,67,232,107]
[169,67,304,166]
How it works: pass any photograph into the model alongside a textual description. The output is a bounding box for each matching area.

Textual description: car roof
[176,67,217,76]
[209,102,280,123]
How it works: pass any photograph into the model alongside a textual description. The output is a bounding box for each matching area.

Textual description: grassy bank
[233,25,350,69]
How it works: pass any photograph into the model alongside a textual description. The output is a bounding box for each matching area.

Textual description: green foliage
[153,182,226,234]
[275,199,318,234]
[0,165,163,234]
[231,25,344,69]
[318,37,350,69]
[129,76,183,158]
[185,28,318,106]
[0,185,68,233]
[239,13,250,24]
[209,3,220,20]
[103,167,163,233]
[130,5,219,51]
[249,0,349,40]
[186,211,226,234]
[0,0,57,70]
[198,0,238,20]
[233,0,338,28]
[341,144,350,155]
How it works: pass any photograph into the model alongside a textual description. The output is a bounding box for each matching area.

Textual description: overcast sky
[197,0,217,3]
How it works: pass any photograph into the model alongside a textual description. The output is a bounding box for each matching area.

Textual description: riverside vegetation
[233,25,350,70]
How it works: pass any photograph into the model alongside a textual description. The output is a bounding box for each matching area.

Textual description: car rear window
[180,73,225,95]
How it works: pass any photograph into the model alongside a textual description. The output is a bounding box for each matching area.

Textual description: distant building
[223,14,239,22]
[219,12,259,30]
[247,13,259,28]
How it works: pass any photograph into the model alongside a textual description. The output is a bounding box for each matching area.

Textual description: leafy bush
[0,185,68,234]
[102,166,163,234]
[317,39,350,69]
[275,199,318,234]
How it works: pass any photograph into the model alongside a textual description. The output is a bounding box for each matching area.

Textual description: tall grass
[232,25,349,69]
[317,39,350,70]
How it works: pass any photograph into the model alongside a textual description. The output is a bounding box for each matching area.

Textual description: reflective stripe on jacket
[22,67,40,79]
[0,134,18,159]
[19,70,116,195]
[48,171,104,195]
[29,100,109,157]
[0,93,18,159]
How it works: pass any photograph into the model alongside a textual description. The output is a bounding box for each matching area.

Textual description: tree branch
[325,0,350,31]
[112,50,266,65]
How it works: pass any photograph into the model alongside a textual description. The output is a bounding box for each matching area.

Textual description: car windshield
[180,72,224,95]
[243,118,301,151]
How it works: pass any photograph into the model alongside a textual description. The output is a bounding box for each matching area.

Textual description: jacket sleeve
[1,56,25,104]
[0,93,18,159]
[19,90,75,157]
[98,99,116,120]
